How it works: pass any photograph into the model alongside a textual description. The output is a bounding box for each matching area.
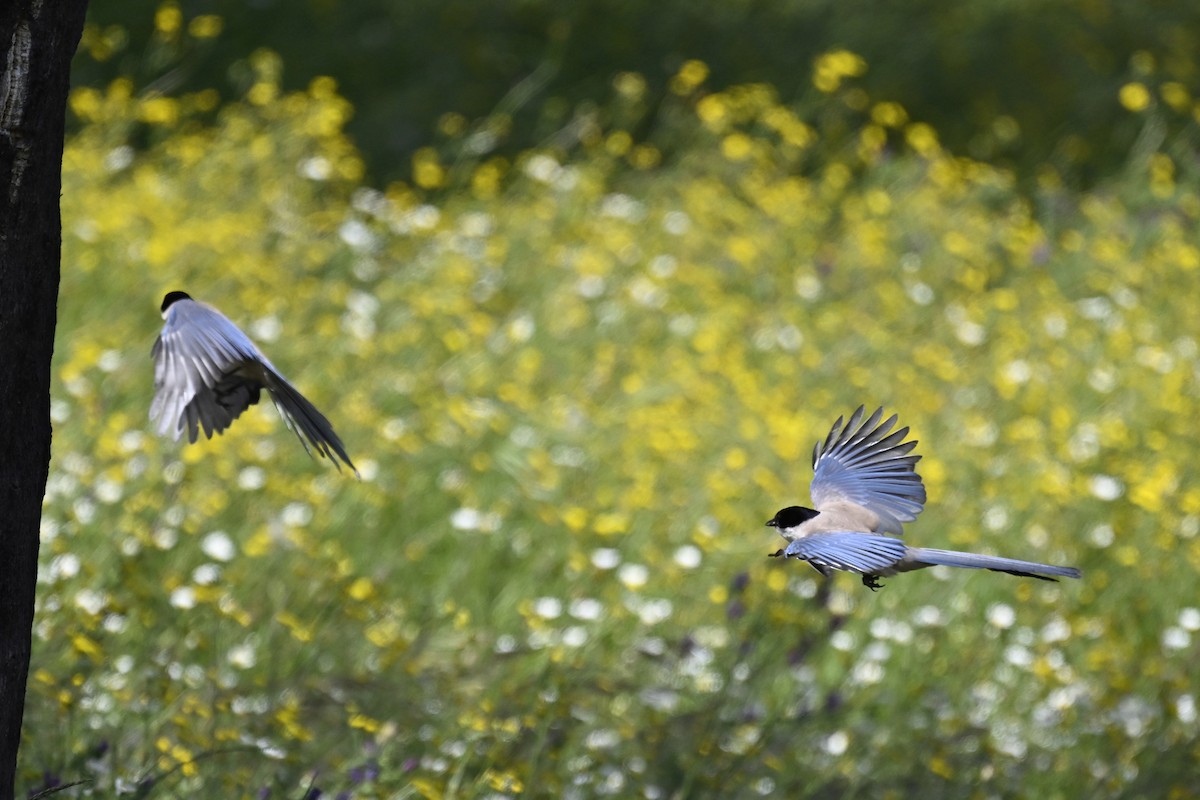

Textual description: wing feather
[783,532,908,575]
[151,300,269,441]
[810,406,927,534]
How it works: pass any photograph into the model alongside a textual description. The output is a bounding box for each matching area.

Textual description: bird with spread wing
[767,406,1081,589]
[150,291,357,474]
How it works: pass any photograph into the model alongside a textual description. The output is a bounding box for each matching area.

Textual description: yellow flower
[613,71,647,99]
[346,577,375,602]
[412,147,445,189]
[562,506,589,532]
[671,59,710,94]
[348,713,381,733]
[871,101,908,128]
[696,95,728,130]
[606,130,632,156]
[721,133,753,161]
[905,122,940,156]
[594,512,629,535]
[154,3,182,36]
[813,49,867,93]
[1119,82,1152,112]
[187,14,223,39]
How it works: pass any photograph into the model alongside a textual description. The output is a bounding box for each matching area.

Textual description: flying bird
[150,291,357,473]
[767,406,1080,589]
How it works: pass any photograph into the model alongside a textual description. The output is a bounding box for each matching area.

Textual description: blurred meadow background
[21,0,1200,797]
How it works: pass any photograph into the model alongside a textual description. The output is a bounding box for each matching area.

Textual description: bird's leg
[861,574,884,591]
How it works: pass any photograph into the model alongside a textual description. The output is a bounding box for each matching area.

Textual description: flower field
[18,49,1200,798]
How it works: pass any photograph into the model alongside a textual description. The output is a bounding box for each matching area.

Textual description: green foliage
[22,47,1200,799]
[74,0,1200,186]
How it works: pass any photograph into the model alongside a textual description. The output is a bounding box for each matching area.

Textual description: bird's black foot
[768,549,785,558]
[862,574,884,591]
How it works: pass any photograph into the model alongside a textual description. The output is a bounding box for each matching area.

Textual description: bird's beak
[765,519,777,528]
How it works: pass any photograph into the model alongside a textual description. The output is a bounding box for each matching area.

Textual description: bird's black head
[766,506,820,529]
[161,291,192,313]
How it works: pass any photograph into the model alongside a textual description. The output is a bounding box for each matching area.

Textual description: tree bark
[0,2,88,798]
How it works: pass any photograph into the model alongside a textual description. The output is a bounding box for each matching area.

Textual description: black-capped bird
[150,291,357,474]
[767,406,1080,589]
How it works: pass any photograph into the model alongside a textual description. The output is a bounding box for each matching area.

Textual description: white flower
[533,597,563,619]
[238,466,267,490]
[450,508,482,530]
[618,563,649,589]
[591,548,620,570]
[201,531,236,562]
[673,545,702,569]
[1178,608,1200,631]
[987,603,1016,629]
[569,598,604,621]
[192,564,222,585]
[228,643,257,669]
[52,553,81,580]
[74,589,107,616]
[635,598,673,625]
[1088,475,1124,501]
[1163,627,1190,650]
[170,587,196,610]
[824,731,849,756]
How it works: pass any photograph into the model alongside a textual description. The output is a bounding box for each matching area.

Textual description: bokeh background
[21,1,1200,797]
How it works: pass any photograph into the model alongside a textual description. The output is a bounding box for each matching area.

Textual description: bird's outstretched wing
[150,302,264,443]
[810,406,926,535]
[783,532,908,575]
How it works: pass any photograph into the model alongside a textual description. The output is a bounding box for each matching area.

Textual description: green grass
[19,60,1200,798]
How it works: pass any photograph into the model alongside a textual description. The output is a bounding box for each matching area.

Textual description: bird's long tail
[907,548,1081,581]
[264,372,358,475]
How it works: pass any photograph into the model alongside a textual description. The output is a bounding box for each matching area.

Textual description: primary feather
[784,532,908,575]
[810,405,926,534]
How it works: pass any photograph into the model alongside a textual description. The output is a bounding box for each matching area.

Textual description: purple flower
[349,760,380,784]
[726,600,746,620]
[729,572,750,594]
[30,771,62,797]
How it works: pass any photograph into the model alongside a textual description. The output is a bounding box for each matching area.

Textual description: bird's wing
[783,532,908,575]
[150,301,265,442]
[810,406,926,535]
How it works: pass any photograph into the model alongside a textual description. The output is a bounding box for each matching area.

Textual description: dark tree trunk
[0,2,88,798]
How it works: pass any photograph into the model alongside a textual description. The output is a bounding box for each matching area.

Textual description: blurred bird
[150,291,357,474]
[767,406,1080,589]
